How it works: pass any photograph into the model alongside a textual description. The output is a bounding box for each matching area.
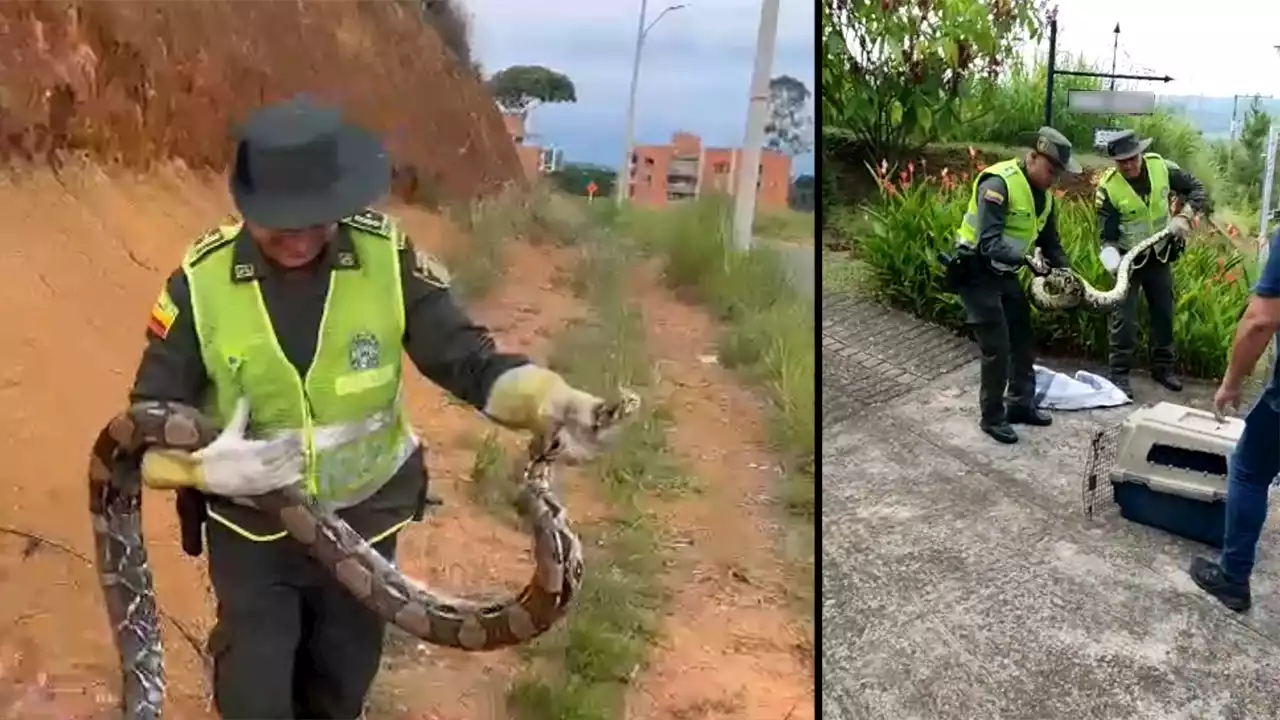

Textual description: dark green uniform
[956,159,1070,429]
[129,214,527,718]
[1096,153,1209,391]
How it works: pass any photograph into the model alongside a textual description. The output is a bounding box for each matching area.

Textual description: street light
[614,0,689,207]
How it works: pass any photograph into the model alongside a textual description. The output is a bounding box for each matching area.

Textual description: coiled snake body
[88,393,639,719]
[1028,210,1193,312]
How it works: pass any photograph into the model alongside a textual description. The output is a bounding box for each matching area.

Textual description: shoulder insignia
[1098,167,1116,184]
[185,226,235,267]
[342,208,393,239]
[412,248,451,289]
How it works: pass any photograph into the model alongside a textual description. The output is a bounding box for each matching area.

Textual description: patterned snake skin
[88,392,640,719]
[1028,209,1193,312]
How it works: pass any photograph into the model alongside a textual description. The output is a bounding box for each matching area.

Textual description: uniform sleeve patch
[412,248,451,289]
[982,188,1005,205]
[147,287,179,339]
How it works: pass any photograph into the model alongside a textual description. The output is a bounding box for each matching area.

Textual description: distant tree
[549,163,615,197]
[1228,96,1275,209]
[765,75,814,156]
[789,174,815,212]
[486,66,577,116]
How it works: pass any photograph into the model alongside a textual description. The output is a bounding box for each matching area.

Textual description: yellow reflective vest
[182,218,416,540]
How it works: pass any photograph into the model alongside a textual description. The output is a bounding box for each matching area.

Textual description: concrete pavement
[822,294,1280,720]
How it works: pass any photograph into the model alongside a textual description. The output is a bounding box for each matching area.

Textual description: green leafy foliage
[549,163,616,198]
[821,0,1043,165]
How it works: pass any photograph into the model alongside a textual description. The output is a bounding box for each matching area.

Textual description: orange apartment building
[626,131,791,210]
[501,112,562,180]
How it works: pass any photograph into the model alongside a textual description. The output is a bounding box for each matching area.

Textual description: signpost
[1042,8,1172,126]
[586,181,598,204]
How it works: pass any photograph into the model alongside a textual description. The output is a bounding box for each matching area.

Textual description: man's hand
[1213,380,1243,421]
[141,398,303,496]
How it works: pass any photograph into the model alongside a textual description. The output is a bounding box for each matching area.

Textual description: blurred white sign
[1068,90,1156,115]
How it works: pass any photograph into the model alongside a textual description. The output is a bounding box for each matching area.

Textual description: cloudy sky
[1041,0,1280,97]
[463,0,816,176]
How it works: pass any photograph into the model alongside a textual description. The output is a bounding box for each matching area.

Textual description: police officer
[953,127,1079,444]
[1096,130,1211,398]
[129,97,615,718]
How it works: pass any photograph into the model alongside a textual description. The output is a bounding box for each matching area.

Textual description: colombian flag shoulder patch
[147,287,179,340]
[982,188,1005,205]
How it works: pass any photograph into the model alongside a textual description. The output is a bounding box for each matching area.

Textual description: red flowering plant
[853,143,1251,377]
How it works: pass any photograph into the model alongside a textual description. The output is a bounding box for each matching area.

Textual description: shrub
[414,0,476,74]
[854,158,1253,378]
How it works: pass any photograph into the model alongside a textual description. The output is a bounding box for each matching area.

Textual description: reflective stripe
[206,512,290,541]
[208,507,414,543]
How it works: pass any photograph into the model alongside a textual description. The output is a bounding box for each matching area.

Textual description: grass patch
[442,183,562,301]
[822,251,867,296]
[464,431,523,524]
[754,207,814,244]
[506,224,678,719]
[616,198,815,609]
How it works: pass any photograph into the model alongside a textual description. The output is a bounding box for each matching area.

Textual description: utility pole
[614,1,688,208]
[1109,23,1120,91]
[1043,7,1058,126]
[730,0,781,252]
[615,0,648,208]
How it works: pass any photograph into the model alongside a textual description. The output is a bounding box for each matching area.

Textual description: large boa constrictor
[88,393,639,719]
[1028,209,1194,312]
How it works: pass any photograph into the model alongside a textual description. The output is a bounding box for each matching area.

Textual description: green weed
[505,223,674,719]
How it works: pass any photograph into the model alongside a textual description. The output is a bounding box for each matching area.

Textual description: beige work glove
[141,398,304,496]
[483,365,619,461]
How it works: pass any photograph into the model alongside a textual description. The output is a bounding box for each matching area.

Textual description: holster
[175,488,208,557]
[938,245,977,292]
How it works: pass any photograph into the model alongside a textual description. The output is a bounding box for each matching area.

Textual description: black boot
[980,420,1018,444]
[1109,373,1134,399]
[1152,369,1183,392]
[1006,404,1052,427]
[1188,557,1251,612]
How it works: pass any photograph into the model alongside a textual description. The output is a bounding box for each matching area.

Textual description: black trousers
[957,269,1037,424]
[206,520,397,719]
[1108,256,1176,376]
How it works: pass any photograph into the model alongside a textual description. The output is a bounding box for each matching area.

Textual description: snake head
[595,387,641,431]
[532,388,641,465]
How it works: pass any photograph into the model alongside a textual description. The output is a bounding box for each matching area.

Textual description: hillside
[1157,94,1280,139]
[0,0,523,200]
